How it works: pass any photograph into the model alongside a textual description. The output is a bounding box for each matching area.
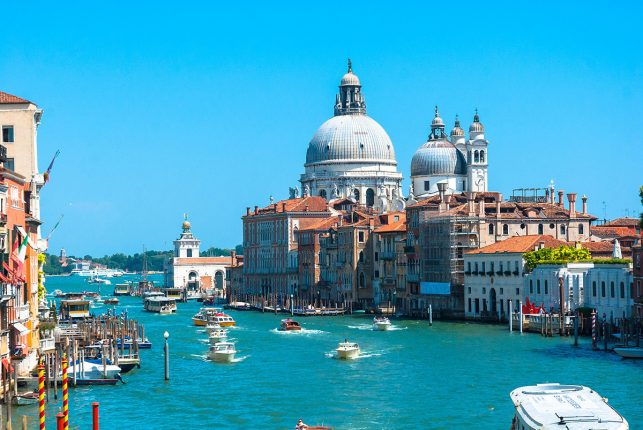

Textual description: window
[592,281,597,297]
[468,287,471,293]
[601,281,605,297]
[515,288,520,295]
[358,232,364,242]
[366,188,375,207]
[489,223,494,235]
[374,252,378,261]
[467,262,471,272]
[359,272,365,288]
[579,224,584,234]
[560,225,566,235]
[620,282,625,299]
[480,150,485,163]
[468,298,472,313]
[610,282,615,298]
[4,158,14,172]
[482,262,486,272]
[474,298,480,313]
[2,126,14,143]
[474,262,478,273]
[374,270,379,278]
[537,280,541,294]
[530,280,533,294]
[502,224,509,235]
[500,288,503,294]
[538,224,543,235]
[462,180,466,190]
[359,251,364,263]
[474,150,479,163]
[187,249,192,257]
[424,180,430,191]
[544,280,548,295]
[319,189,327,199]
[482,287,486,294]
[354,189,360,202]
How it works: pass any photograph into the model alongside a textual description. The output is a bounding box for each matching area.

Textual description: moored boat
[144,297,177,314]
[13,391,38,406]
[613,346,643,359]
[509,383,628,429]
[336,340,360,360]
[104,298,119,305]
[116,356,141,373]
[279,319,302,331]
[208,342,236,363]
[373,316,391,331]
[67,360,122,379]
[113,283,131,296]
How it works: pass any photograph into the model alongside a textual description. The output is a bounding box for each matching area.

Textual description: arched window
[502,224,509,235]
[560,225,566,235]
[474,150,479,163]
[359,251,364,263]
[359,272,365,288]
[592,281,596,296]
[620,282,625,298]
[353,188,360,202]
[488,223,494,235]
[215,271,224,290]
[610,282,615,298]
[601,281,605,297]
[538,224,544,235]
[366,188,375,207]
[579,223,584,234]
[319,189,327,199]
[480,150,485,163]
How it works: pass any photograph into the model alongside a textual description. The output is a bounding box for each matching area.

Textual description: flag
[17,235,28,263]
[43,149,60,183]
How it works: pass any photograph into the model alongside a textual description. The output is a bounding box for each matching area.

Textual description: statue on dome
[289,186,300,199]
[331,183,340,199]
[303,184,310,197]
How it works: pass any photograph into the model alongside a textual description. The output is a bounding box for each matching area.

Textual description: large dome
[411,140,467,176]
[305,115,396,165]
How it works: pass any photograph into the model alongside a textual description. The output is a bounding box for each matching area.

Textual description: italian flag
[17,235,29,263]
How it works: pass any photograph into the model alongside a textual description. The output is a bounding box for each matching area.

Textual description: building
[632,245,642,318]
[464,235,568,320]
[410,107,488,198]
[164,219,232,297]
[224,253,244,302]
[372,212,407,313]
[590,217,641,258]
[242,196,330,307]
[299,61,405,212]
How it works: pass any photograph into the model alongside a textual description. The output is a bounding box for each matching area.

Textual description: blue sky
[1,1,641,256]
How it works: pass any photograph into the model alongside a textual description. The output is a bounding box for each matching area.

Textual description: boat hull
[209,335,228,345]
[373,322,391,331]
[614,347,643,359]
[336,348,360,360]
[210,352,235,363]
[193,318,208,327]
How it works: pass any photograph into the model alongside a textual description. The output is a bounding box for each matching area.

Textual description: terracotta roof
[580,241,615,254]
[373,218,407,233]
[466,235,569,255]
[603,217,640,227]
[175,257,233,265]
[247,196,328,216]
[299,217,339,232]
[0,91,31,104]
[591,226,639,238]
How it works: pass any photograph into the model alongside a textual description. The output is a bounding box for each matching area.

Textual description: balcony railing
[40,337,55,352]
[17,304,30,321]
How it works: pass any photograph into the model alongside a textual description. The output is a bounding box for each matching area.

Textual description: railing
[40,337,55,352]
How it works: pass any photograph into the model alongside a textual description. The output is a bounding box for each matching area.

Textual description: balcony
[17,304,30,321]
[486,271,494,276]
[464,271,471,276]
[504,270,512,276]
[512,270,520,276]
[40,337,55,352]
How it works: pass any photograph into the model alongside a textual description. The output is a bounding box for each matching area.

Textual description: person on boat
[295,419,308,429]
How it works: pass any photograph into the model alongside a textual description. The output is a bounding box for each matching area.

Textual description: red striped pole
[56,413,64,430]
[92,402,99,430]
[62,356,69,430]
[38,362,46,430]
[591,309,597,350]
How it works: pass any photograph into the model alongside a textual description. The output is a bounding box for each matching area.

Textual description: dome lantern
[429,106,447,140]
[335,59,366,116]
[450,114,464,138]
[469,108,485,134]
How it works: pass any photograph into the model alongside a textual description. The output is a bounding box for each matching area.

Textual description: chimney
[567,193,577,218]
[550,185,555,204]
[246,207,250,216]
[495,194,503,219]
[369,217,375,229]
[539,241,545,250]
[231,250,236,265]
[254,205,258,215]
[282,202,287,212]
[304,204,309,212]
[558,190,564,207]
[466,192,475,216]
[581,195,587,215]
[273,203,278,212]
[437,183,447,213]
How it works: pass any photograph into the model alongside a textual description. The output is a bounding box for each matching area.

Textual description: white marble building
[299,61,405,212]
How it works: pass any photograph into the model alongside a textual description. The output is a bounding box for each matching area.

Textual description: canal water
[14,275,643,429]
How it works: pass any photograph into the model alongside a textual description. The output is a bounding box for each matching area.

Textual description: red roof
[466,235,569,255]
[299,217,339,232]
[373,213,407,233]
[591,226,639,238]
[603,217,640,227]
[580,241,614,254]
[0,91,31,104]
[247,196,328,216]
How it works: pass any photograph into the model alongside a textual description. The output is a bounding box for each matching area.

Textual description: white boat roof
[510,383,628,429]
[145,297,176,303]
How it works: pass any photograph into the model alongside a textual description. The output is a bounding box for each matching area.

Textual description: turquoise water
[13,275,643,429]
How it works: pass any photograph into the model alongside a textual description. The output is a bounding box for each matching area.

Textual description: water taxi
[336,340,360,360]
[613,346,643,359]
[208,328,228,345]
[373,316,391,331]
[164,288,184,301]
[192,308,236,327]
[212,312,236,327]
[113,283,131,296]
[144,297,177,314]
[509,383,629,429]
[279,319,302,331]
[208,342,236,363]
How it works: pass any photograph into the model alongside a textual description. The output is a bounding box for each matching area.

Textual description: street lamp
[290,293,294,316]
[393,290,397,316]
[163,331,170,381]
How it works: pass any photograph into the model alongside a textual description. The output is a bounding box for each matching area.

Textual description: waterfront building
[464,235,568,320]
[631,244,642,318]
[410,108,488,198]
[224,253,244,302]
[590,217,641,258]
[164,219,232,297]
[299,61,404,212]
[371,212,407,313]
[242,196,330,307]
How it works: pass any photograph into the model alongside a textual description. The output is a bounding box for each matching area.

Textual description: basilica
[298,61,489,207]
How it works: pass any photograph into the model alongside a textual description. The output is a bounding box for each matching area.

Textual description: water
[16,275,642,429]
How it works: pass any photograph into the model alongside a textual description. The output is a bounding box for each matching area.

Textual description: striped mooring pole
[38,361,46,430]
[591,309,597,350]
[62,356,69,430]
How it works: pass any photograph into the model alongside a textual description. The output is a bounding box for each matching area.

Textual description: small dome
[469,110,484,133]
[182,220,191,231]
[411,140,467,176]
[450,115,464,137]
[340,71,361,86]
[431,106,445,128]
[306,115,396,165]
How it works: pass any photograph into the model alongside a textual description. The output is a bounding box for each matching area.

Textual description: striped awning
[11,322,30,336]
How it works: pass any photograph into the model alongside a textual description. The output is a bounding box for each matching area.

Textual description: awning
[11,322,30,336]
[1,358,13,372]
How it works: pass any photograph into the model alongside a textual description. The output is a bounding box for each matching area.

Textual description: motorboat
[205,322,222,334]
[208,328,228,345]
[51,289,64,298]
[208,342,236,363]
[509,383,628,429]
[336,341,360,360]
[193,308,235,327]
[373,316,392,331]
[279,319,302,331]
[104,298,119,305]
[613,346,643,359]
[13,391,38,406]
[144,297,177,314]
[113,284,131,296]
[115,355,141,373]
[211,312,236,327]
[115,337,152,349]
[68,359,122,379]
[224,301,252,311]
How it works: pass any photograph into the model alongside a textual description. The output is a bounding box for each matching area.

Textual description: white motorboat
[205,322,222,334]
[336,341,360,360]
[144,297,177,314]
[208,328,228,345]
[68,360,122,379]
[373,316,392,331]
[613,346,643,359]
[509,383,628,429]
[208,342,236,363]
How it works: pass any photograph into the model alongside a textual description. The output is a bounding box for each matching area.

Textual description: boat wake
[270,328,327,335]
[347,324,374,330]
[386,326,407,331]
[231,355,249,363]
[324,350,383,360]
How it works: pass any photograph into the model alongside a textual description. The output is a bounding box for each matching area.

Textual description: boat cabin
[60,300,91,320]
[164,288,183,300]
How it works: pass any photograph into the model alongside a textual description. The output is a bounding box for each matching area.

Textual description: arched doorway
[353,188,360,202]
[188,271,199,292]
[489,287,497,314]
[215,271,224,290]
[366,188,375,207]
[319,189,327,199]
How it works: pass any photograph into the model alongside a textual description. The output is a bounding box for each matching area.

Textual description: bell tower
[173,215,201,258]
[466,109,489,193]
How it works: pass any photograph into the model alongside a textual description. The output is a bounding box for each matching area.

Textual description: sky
[1,1,641,256]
